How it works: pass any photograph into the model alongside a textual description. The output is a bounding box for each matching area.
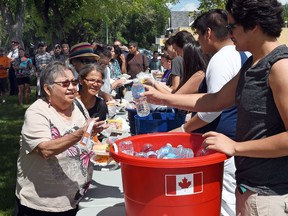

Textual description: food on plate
[93,154,110,164]
[107,119,123,130]
[92,143,109,152]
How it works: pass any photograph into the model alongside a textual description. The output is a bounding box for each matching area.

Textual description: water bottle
[131,78,150,117]
[141,143,154,153]
[157,143,172,159]
[145,151,157,158]
[176,145,194,158]
[119,140,134,156]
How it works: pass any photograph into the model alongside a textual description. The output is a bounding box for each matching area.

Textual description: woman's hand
[120,54,126,62]
[142,84,165,105]
[202,131,236,156]
[92,119,109,135]
[143,78,154,86]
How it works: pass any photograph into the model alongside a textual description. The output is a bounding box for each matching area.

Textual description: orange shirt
[0,56,11,78]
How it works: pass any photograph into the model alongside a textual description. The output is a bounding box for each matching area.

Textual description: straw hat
[69,42,100,61]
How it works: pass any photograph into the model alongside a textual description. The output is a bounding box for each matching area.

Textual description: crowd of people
[0,39,162,107]
[10,0,288,215]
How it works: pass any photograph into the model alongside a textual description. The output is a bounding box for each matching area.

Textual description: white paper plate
[120,74,131,79]
[124,79,133,85]
[90,154,117,167]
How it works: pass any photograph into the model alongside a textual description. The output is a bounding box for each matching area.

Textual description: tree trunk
[0,0,26,48]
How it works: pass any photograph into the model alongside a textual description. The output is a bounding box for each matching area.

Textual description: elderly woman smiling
[15,61,107,216]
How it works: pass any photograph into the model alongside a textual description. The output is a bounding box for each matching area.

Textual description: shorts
[0,77,7,93]
[16,77,30,86]
[236,186,288,215]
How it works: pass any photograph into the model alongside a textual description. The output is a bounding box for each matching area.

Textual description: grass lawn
[0,86,37,216]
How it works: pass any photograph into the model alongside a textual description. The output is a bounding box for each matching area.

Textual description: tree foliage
[197,0,288,23]
[0,0,177,50]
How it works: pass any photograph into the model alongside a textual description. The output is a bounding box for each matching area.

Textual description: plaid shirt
[35,52,52,75]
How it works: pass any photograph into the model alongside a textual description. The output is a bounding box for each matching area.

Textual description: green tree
[198,0,227,12]
[23,0,176,48]
[0,0,27,48]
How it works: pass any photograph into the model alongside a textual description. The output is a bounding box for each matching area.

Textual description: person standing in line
[163,35,183,91]
[0,47,11,103]
[69,42,112,102]
[61,43,70,61]
[69,42,100,79]
[77,63,108,120]
[52,44,66,62]
[35,41,53,98]
[159,53,172,85]
[15,61,108,216]
[7,40,19,96]
[148,31,204,95]
[14,48,33,106]
[126,41,149,79]
[108,45,127,99]
[113,39,129,58]
[149,51,161,71]
[94,45,126,99]
[143,0,288,215]
[113,45,127,74]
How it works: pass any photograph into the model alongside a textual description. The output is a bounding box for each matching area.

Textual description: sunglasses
[226,22,238,34]
[54,79,79,87]
[84,78,104,85]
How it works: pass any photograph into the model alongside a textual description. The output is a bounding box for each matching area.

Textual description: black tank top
[235,45,288,195]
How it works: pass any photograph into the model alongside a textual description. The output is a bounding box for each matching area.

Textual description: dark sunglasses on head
[54,79,79,87]
[226,22,238,34]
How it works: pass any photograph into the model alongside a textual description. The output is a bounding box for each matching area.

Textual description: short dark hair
[94,45,112,59]
[226,0,284,38]
[192,9,229,40]
[161,53,172,61]
[113,45,122,56]
[128,41,138,48]
[164,35,175,47]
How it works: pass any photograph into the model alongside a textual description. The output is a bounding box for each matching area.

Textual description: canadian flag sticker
[165,172,203,196]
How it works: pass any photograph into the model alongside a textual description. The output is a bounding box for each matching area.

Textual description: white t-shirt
[7,48,19,65]
[16,99,93,212]
[197,45,242,123]
[101,67,112,94]
[197,45,246,216]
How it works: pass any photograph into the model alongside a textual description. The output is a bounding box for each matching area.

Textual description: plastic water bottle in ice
[131,78,150,117]
[146,151,157,158]
[176,145,194,158]
[157,143,172,159]
[119,140,134,156]
[141,143,154,153]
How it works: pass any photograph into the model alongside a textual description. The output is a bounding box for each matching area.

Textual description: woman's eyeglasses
[54,80,79,87]
[84,78,104,85]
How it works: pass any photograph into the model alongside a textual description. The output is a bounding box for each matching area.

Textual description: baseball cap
[38,41,47,48]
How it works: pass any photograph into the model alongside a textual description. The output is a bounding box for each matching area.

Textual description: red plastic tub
[110,132,228,216]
